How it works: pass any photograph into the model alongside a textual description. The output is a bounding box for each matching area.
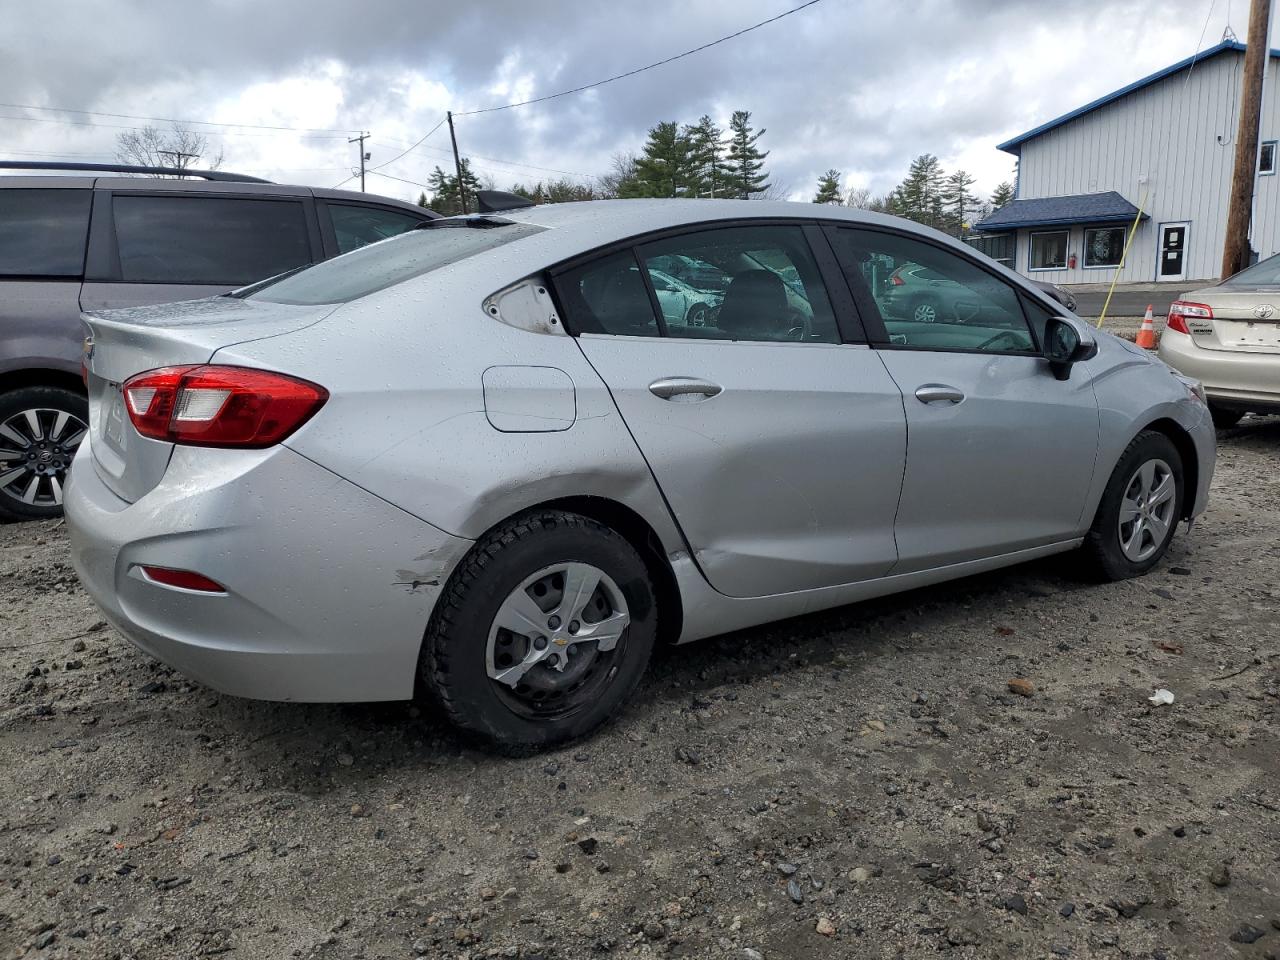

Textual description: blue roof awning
[973,191,1147,232]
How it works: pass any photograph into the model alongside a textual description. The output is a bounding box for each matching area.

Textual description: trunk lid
[1188,287,1280,354]
[82,296,335,502]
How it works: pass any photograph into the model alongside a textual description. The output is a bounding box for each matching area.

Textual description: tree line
[811,154,1015,238]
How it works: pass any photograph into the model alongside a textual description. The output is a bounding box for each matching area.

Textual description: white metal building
[972,40,1280,284]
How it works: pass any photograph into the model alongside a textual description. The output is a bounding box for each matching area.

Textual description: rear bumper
[64,440,472,702]
[1158,330,1280,410]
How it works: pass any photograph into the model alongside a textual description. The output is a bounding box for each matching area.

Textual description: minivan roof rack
[0,160,272,183]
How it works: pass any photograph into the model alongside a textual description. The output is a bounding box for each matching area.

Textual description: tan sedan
[1159,255,1280,427]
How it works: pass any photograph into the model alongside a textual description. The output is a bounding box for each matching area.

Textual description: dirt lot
[2,421,1279,960]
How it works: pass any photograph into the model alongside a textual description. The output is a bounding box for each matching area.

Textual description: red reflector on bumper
[139,566,227,593]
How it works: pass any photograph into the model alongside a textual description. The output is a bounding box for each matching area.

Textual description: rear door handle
[649,377,723,401]
[914,384,965,404]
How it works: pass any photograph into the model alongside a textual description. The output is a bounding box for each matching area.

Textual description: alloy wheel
[0,407,87,509]
[913,302,938,323]
[486,562,631,720]
[1117,457,1175,562]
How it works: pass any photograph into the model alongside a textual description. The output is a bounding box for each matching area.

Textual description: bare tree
[845,186,872,209]
[596,152,638,199]
[115,123,223,176]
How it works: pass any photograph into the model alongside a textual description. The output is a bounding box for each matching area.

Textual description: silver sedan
[65,199,1215,752]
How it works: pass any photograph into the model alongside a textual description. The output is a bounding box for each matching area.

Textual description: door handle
[648,377,723,401]
[914,384,965,405]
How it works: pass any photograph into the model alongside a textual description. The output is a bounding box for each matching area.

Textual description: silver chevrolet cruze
[65,199,1216,752]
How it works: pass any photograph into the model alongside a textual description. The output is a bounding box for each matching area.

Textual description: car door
[826,225,1100,574]
[552,222,907,599]
[80,191,321,311]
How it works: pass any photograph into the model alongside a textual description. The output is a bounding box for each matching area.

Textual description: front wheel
[419,510,656,753]
[0,387,89,522]
[1079,431,1183,581]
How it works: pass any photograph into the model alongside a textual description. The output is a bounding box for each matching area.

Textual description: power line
[383,139,593,179]
[454,0,825,116]
[369,117,448,171]
[0,101,359,134]
[0,112,350,140]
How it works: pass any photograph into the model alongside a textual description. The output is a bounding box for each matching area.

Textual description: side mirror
[1044,315,1098,381]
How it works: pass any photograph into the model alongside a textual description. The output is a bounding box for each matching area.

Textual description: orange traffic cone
[1135,304,1157,349]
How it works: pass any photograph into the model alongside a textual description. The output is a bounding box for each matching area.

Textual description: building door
[1157,222,1189,281]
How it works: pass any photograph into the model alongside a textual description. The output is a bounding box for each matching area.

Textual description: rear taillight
[890,271,906,286]
[1167,300,1212,335]
[122,365,327,448]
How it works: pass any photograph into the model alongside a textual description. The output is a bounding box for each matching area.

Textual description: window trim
[545,217,868,344]
[1260,140,1277,176]
[1081,225,1126,269]
[1028,229,1070,272]
[821,221,1045,357]
[89,189,323,284]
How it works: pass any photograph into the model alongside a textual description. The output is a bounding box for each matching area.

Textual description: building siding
[1007,49,1280,285]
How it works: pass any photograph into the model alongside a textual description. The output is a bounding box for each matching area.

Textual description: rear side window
[246,221,546,305]
[328,203,424,254]
[113,195,312,285]
[556,252,659,336]
[0,189,91,278]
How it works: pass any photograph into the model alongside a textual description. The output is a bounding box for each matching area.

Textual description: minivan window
[113,195,312,285]
[246,221,546,305]
[0,189,91,278]
[329,203,424,254]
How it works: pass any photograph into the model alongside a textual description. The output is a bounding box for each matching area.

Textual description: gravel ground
[2,419,1279,960]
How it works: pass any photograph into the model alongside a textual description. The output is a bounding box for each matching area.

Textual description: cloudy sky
[0,0,1267,204]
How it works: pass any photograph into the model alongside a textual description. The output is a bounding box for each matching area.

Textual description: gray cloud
[0,0,1259,201]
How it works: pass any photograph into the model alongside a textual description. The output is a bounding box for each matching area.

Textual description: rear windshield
[1222,252,1280,286]
[242,220,545,305]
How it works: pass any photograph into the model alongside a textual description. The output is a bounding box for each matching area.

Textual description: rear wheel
[1208,404,1244,428]
[911,299,939,323]
[1079,431,1183,581]
[419,510,656,753]
[0,387,88,522]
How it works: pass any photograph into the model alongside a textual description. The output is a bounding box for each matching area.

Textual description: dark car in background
[0,162,437,520]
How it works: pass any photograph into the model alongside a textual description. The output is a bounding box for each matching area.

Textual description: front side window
[0,189,91,278]
[329,203,424,254]
[637,225,838,342]
[1261,140,1277,175]
[1083,226,1124,267]
[1029,231,1068,270]
[114,195,313,285]
[829,227,1036,353]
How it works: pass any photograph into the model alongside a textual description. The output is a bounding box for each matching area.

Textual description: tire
[419,510,657,754]
[1209,404,1244,429]
[1079,430,1183,581]
[0,386,89,523]
[685,303,708,327]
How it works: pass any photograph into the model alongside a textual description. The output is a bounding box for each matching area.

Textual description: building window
[1029,231,1069,270]
[1260,140,1277,175]
[966,233,1015,266]
[1083,226,1125,267]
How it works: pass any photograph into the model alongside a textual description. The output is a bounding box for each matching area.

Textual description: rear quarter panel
[0,280,84,377]
[209,270,689,557]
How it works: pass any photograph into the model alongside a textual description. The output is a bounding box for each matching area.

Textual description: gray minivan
[0,162,437,520]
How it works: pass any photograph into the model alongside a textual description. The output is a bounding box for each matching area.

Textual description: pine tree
[724,110,770,199]
[620,122,697,198]
[426,161,482,215]
[893,154,946,229]
[685,115,726,197]
[417,191,430,208]
[942,169,978,236]
[990,181,1015,208]
[813,169,844,205]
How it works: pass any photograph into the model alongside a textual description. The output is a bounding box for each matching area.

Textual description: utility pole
[348,132,370,192]
[447,111,468,214]
[1221,0,1273,278]
[157,149,198,177]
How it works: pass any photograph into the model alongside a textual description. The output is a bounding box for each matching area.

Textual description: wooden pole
[447,111,468,215]
[1221,0,1273,278]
